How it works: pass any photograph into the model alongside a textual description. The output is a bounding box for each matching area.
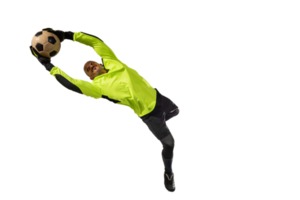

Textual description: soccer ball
[31,30,61,58]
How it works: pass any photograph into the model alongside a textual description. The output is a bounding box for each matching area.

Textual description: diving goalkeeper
[29,29,179,192]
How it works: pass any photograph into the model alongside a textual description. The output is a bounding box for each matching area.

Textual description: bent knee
[160,134,175,147]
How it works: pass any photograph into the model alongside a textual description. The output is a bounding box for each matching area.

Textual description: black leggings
[141,90,179,159]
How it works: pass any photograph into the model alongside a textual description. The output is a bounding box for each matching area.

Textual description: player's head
[84,61,105,80]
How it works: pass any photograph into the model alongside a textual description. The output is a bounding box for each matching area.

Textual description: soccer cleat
[164,172,175,192]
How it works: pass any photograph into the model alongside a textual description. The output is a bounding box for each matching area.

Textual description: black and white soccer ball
[31,30,61,58]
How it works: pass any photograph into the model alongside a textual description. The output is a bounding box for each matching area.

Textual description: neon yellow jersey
[50,32,156,117]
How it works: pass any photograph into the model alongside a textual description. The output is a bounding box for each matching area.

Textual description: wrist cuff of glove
[54,28,74,43]
[64,29,74,42]
[44,63,54,72]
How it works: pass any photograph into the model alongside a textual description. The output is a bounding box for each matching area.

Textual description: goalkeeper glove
[29,46,54,72]
[43,28,74,42]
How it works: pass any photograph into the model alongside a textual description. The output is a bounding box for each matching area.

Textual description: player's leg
[160,133,176,192]
[143,116,175,173]
[143,115,176,194]
[141,89,178,191]
[160,134,174,172]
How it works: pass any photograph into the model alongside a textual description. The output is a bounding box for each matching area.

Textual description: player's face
[84,61,103,80]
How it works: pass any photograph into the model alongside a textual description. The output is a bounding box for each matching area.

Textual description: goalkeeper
[29,29,179,192]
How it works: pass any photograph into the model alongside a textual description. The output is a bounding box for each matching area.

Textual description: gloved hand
[42,26,74,44]
[30,46,54,71]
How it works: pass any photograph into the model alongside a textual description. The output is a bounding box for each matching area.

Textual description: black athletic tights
[141,89,179,159]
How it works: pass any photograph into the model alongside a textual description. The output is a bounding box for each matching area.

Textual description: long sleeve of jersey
[49,30,156,117]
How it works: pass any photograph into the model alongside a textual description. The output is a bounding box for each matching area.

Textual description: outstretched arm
[50,66,102,99]
[40,29,117,61]
[73,32,119,61]
[29,46,102,99]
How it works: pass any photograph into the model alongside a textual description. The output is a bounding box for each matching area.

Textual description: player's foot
[164,171,175,192]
